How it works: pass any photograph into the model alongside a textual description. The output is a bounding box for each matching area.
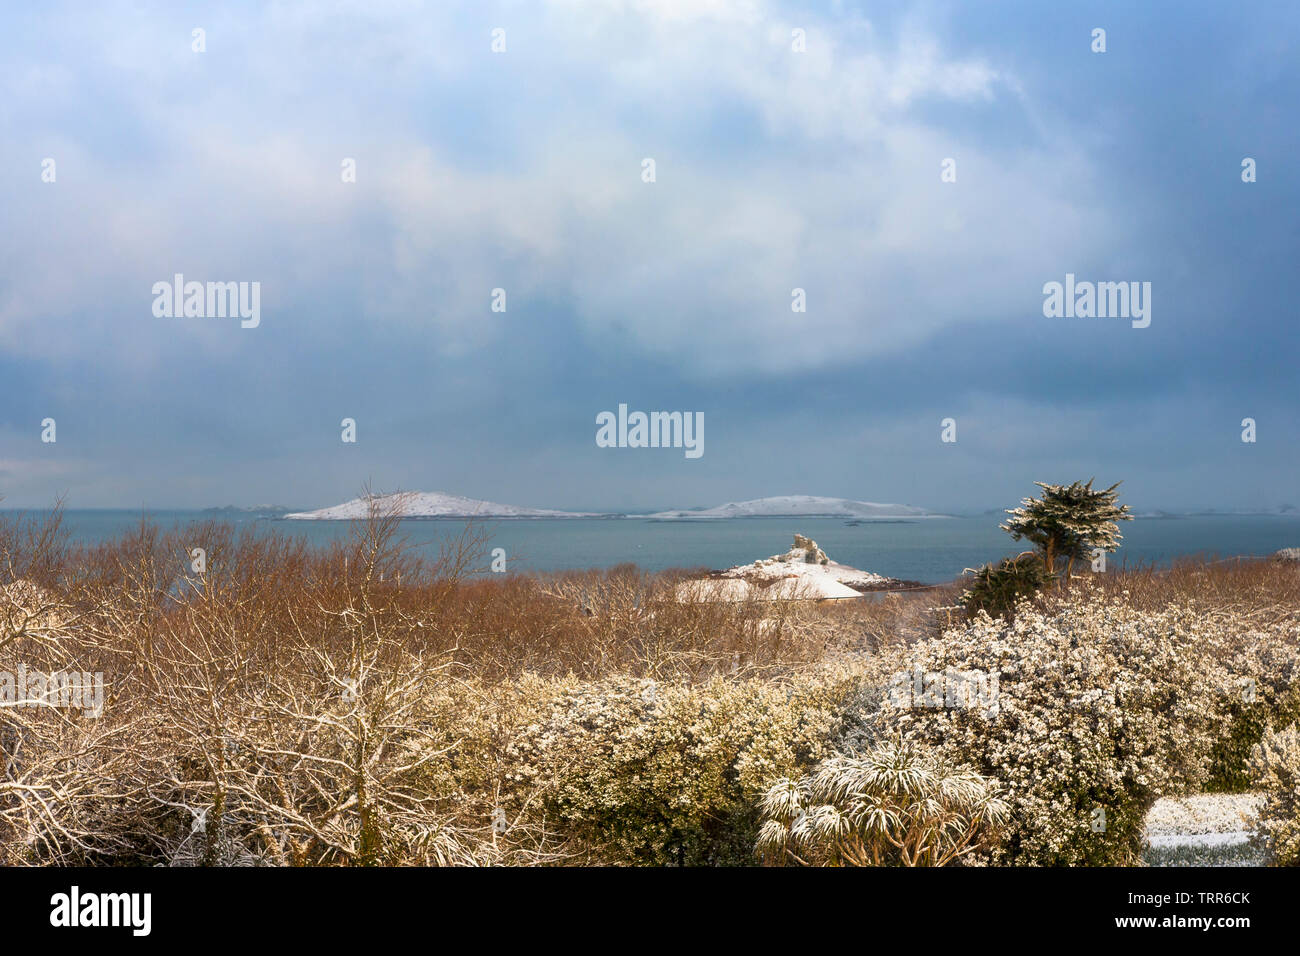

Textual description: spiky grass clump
[756,740,1007,866]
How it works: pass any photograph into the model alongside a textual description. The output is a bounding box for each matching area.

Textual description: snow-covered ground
[675,534,899,601]
[1142,793,1265,866]
[651,495,936,519]
[676,574,865,601]
[283,491,603,520]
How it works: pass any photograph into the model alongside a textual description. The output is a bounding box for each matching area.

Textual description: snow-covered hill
[650,495,936,519]
[283,491,603,520]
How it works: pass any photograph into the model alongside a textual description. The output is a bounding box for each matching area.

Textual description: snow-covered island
[650,495,938,519]
[283,492,940,521]
[676,534,905,601]
[283,491,611,520]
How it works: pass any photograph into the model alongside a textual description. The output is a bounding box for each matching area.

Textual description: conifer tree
[1000,479,1133,582]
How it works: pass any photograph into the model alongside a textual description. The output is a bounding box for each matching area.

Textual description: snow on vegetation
[0,579,64,630]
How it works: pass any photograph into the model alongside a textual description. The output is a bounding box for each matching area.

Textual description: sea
[17,511,1300,585]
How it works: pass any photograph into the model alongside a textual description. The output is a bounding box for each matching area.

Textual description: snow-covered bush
[1205,632,1300,792]
[1250,723,1300,865]
[756,741,1007,866]
[850,596,1256,865]
[498,675,854,865]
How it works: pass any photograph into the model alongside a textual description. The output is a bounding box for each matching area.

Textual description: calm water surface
[22,511,1300,584]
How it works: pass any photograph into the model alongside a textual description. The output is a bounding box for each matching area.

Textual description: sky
[1,0,1297,514]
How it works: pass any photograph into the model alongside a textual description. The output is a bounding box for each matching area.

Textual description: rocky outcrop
[758,534,829,567]
[676,534,899,602]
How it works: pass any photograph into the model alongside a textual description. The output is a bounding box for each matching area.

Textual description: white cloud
[0,0,1114,377]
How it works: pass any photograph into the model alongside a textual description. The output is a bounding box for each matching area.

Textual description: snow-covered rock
[730,535,897,589]
[650,495,935,519]
[284,491,602,520]
[675,534,899,602]
[763,533,829,565]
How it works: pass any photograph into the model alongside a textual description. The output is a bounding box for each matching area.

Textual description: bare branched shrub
[3,495,1297,869]
[0,505,140,864]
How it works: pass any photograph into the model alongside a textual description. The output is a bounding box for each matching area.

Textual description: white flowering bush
[756,741,1007,866]
[498,675,853,865]
[1250,723,1300,865]
[849,596,1269,865]
[1206,630,1300,792]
